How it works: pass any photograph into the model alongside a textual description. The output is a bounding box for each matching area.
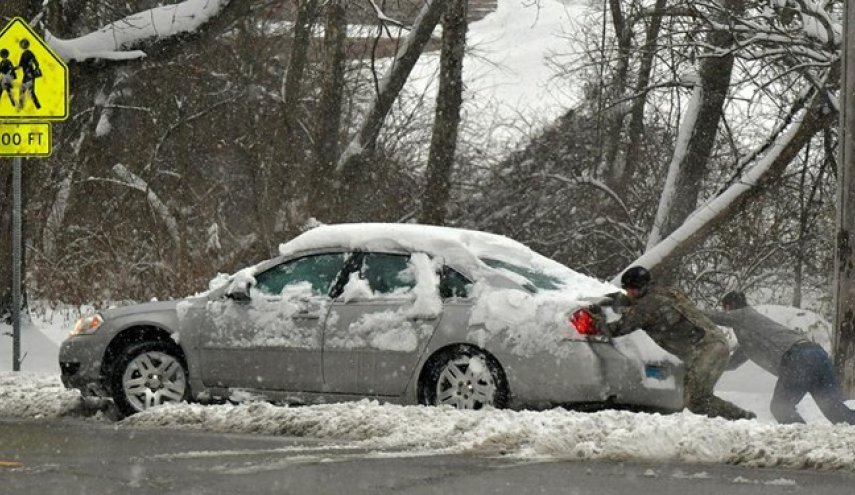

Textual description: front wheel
[109,341,189,417]
[419,347,508,410]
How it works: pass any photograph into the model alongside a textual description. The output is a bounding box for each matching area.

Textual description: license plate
[645,365,669,380]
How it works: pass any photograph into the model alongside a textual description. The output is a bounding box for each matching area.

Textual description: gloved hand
[604,291,631,310]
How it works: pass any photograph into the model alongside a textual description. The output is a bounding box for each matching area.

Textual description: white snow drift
[2,372,855,472]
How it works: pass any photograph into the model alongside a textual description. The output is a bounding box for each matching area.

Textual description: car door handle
[407,315,437,321]
[294,310,320,320]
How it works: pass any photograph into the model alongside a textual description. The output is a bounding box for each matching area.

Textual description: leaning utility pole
[833,0,855,397]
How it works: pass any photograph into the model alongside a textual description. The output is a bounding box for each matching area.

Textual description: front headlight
[71,314,104,336]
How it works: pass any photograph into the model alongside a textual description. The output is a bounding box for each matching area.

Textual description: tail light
[570,308,599,335]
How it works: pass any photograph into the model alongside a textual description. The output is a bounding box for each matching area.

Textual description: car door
[195,252,350,392]
[323,252,442,396]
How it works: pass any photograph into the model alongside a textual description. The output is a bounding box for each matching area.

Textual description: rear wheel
[419,347,508,410]
[109,341,189,418]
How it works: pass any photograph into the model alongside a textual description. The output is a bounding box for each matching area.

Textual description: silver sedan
[60,223,684,417]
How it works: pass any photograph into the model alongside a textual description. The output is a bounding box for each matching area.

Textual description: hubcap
[122,351,187,412]
[435,356,496,410]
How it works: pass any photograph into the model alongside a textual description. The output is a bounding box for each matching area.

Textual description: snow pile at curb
[123,400,855,471]
[3,372,854,471]
[0,373,81,418]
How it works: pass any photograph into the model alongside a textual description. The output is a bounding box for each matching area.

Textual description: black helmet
[621,266,651,290]
[722,291,747,309]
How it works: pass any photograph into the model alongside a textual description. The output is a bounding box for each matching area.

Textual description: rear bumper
[500,342,684,412]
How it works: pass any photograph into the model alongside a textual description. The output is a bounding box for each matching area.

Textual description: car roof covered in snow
[279,223,615,294]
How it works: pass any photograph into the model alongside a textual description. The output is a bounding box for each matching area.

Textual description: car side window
[440,267,471,299]
[360,253,415,294]
[255,253,348,296]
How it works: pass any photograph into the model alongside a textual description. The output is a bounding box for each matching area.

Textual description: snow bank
[116,400,855,471]
[2,370,854,472]
[404,0,589,143]
[0,373,82,418]
[0,301,80,373]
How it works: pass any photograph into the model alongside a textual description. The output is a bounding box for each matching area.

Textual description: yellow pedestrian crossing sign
[0,18,69,122]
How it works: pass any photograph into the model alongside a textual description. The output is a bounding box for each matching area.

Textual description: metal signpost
[0,18,68,370]
[835,1,855,396]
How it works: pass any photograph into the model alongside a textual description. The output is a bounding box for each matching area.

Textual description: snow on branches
[46,0,231,62]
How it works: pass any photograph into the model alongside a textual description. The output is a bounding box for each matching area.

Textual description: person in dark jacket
[17,39,41,110]
[0,48,16,106]
[709,291,855,424]
[606,267,755,420]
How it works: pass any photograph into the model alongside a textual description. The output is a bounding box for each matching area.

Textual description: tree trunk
[793,159,808,308]
[616,0,667,195]
[336,0,447,172]
[282,0,317,165]
[420,0,467,225]
[599,0,632,183]
[616,93,835,283]
[646,0,745,282]
[310,0,347,220]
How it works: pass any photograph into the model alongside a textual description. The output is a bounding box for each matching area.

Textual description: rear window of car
[360,253,416,294]
[440,266,471,299]
[480,258,564,292]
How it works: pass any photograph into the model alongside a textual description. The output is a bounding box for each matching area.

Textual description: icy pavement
[2,372,855,472]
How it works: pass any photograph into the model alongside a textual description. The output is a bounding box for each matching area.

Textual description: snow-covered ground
[399,0,589,149]
[2,302,855,471]
[454,0,585,125]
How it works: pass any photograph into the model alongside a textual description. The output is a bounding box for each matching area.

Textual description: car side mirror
[226,282,251,302]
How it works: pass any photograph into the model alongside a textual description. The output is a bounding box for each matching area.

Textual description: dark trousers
[772,342,855,425]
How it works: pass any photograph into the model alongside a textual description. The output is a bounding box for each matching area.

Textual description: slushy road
[1,418,853,494]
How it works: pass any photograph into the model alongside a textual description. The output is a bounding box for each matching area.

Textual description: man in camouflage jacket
[606,267,755,420]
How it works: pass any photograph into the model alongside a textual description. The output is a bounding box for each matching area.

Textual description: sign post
[0,18,69,370]
[835,0,855,396]
[11,157,21,371]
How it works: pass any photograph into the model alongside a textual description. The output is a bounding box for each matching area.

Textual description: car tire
[419,347,508,410]
[109,340,190,418]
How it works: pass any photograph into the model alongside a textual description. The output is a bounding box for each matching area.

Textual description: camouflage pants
[683,338,755,420]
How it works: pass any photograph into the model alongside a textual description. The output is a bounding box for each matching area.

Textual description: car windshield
[480,258,565,292]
